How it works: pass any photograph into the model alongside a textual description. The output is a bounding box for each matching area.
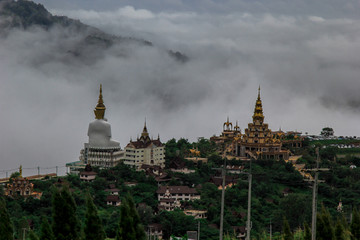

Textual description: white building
[122,122,165,169]
[69,85,124,173]
[156,186,201,211]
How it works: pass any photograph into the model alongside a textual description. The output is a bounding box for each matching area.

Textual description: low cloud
[1,4,360,176]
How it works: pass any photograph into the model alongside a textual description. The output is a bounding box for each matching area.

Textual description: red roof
[148,223,162,230]
[209,176,238,187]
[159,198,175,203]
[106,195,120,202]
[127,139,163,149]
[79,171,97,176]
[105,188,120,192]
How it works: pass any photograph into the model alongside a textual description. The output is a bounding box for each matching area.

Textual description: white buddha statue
[87,85,120,148]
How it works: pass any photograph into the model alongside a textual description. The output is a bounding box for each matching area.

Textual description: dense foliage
[1,138,360,239]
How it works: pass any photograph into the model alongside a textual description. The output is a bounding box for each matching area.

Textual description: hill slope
[0,0,187,62]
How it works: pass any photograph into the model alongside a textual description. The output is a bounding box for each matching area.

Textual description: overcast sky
[1,0,360,177]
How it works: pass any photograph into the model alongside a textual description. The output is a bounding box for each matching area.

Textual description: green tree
[335,218,346,240]
[351,207,360,240]
[283,217,293,240]
[316,205,334,240]
[0,197,14,240]
[28,230,40,240]
[52,187,80,240]
[136,204,154,226]
[116,195,145,240]
[40,217,54,240]
[304,222,311,240]
[9,172,20,182]
[84,193,106,240]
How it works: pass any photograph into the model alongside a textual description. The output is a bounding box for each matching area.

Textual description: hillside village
[1,0,360,239]
[1,85,360,240]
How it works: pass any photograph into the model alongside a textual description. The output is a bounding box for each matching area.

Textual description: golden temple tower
[237,87,289,160]
[252,86,264,124]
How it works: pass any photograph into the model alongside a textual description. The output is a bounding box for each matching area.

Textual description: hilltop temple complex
[212,87,290,161]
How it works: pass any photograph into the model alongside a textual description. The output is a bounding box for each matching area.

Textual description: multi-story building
[156,186,200,211]
[122,123,165,169]
[69,85,124,173]
[147,224,163,240]
[79,164,97,182]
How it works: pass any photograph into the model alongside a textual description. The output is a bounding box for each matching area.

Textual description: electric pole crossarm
[305,168,330,172]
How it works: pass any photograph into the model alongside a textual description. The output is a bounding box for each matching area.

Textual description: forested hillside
[1,138,360,239]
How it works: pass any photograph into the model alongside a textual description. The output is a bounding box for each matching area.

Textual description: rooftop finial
[94,84,106,119]
[141,118,150,141]
[258,85,261,99]
[143,118,148,133]
[19,165,22,178]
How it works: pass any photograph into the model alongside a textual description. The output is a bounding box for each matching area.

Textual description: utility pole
[246,158,253,240]
[311,148,319,240]
[56,166,58,176]
[219,159,227,240]
[213,158,246,240]
[22,228,27,240]
[198,221,200,240]
[304,147,329,240]
[38,166,40,176]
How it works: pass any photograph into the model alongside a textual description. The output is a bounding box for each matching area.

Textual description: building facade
[5,166,42,199]
[122,122,165,169]
[156,186,200,211]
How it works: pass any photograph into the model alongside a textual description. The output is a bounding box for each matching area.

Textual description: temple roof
[127,122,163,149]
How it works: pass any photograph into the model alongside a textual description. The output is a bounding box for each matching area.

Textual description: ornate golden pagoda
[236,87,289,160]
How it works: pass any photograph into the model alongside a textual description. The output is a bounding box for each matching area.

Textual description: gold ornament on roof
[94,84,106,119]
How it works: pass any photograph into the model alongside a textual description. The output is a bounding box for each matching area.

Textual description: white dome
[87,119,120,148]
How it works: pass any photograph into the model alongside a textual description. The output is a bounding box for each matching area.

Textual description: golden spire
[234,121,240,132]
[140,119,150,142]
[252,86,264,123]
[94,84,106,119]
[19,165,22,178]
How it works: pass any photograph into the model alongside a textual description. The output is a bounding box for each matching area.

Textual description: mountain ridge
[0,0,187,62]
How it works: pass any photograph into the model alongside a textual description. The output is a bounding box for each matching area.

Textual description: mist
[1,2,360,177]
